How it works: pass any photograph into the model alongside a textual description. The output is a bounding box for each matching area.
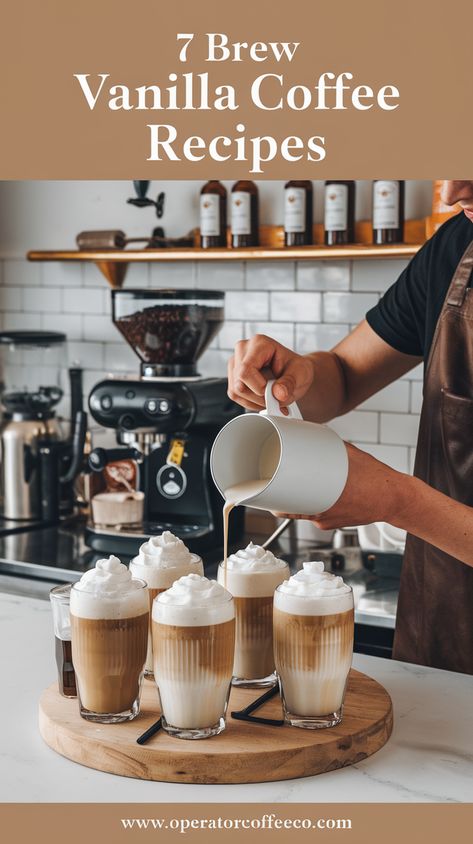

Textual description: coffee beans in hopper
[115,304,222,364]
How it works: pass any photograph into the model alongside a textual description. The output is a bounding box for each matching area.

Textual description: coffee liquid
[55,636,77,698]
[71,612,148,714]
[145,587,166,676]
[233,595,275,680]
[274,607,354,716]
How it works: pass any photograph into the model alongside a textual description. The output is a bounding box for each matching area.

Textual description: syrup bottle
[372,180,405,244]
[200,180,227,248]
[324,181,356,245]
[231,181,259,248]
[284,180,313,247]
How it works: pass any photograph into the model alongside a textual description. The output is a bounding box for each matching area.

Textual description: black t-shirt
[366,212,473,359]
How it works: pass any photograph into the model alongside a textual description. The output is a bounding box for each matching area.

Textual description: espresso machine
[86,289,244,555]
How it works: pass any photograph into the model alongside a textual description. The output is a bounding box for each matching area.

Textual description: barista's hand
[275,443,410,529]
[227,334,315,411]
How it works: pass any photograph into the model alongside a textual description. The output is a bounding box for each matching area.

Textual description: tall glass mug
[152,573,235,739]
[217,543,289,688]
[273,562,354,729]
[70,556,149,723]
[129,531,203,678]
[49,583,77,698]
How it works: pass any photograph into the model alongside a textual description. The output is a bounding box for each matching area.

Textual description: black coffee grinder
[86,289,244,555]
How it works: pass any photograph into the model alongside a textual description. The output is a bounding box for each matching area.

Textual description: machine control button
[100,394,113,410]
[119,414,135,430]
[125,389,136,400]
[156,464,187,499]
[145,398,171,415]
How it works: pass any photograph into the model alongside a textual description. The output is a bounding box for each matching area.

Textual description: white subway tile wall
[0,255,423,472]
[295,323,349,353]
[271,291,322,322]
[297,262,350,291]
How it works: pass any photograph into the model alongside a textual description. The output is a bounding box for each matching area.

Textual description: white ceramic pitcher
[210,380,349,515]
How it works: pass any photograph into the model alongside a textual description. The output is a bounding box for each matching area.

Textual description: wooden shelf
[27,220,425,288]
[27,243,422,289]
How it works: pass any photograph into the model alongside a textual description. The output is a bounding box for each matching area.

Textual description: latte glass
[273,584,354,729]
[217,560,289,688]
[70,579,149,723]
[129,550,203,679]
[152,591,235,739]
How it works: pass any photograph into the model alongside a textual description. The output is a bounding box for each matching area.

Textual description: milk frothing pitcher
[210,380,348,515]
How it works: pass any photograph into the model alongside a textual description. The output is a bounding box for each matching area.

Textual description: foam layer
[153,573,234,627]
[70,555,148,620]
[225,542,287,571]
[130,531,202,588]
[218,543,288,597]
[133,530,199,567]
[274,561,353,616]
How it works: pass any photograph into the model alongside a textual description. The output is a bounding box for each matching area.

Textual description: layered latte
[152,573,235,739]
[273,561,354,728]
[70,555,148,722]
[217,542,289,687]
[129,531,203,676]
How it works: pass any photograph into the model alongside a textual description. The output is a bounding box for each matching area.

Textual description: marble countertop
[1,589,472,803]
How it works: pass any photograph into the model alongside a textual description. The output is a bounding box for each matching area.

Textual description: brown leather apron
[392,238,473,674]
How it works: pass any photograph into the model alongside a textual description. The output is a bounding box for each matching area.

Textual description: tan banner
[1,803,472,843]
[1,0,472,178]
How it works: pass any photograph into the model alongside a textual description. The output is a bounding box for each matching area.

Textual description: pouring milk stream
[212,380,350,585]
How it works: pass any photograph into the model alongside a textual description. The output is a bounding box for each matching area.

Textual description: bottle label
[200,193,220,237]
[284,187,306,233]
[373,181,400,229]
[231,191,251,235]
[324,184,348,231]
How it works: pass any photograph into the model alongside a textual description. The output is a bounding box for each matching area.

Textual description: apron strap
[446,239,473,307]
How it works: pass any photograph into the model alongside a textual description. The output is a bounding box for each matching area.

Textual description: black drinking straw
[136,717,162,745]
[231,683,284,726]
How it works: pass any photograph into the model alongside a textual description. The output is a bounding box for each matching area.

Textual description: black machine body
[88,376,238,434]
[87,375,244,555]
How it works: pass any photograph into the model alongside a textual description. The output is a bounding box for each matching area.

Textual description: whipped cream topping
[133,531,198,566]
[218,542,289,597]
[225,542,287,571]
[274,561,353,616]
[70,555,148,620]
[153,573,234,626]
[130,531,202,588]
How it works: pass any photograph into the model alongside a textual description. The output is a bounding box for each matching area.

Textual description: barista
[228,181,473,675]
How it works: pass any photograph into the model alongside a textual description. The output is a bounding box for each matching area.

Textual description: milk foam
[218,542,289,597]
[70,555,148,620]
[153,573,234,627]
[274,561,352,615]
[134,530,197,565]
[226,542,287,571]
[129,531,202,588]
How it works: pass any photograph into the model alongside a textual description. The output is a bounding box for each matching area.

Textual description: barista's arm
[228,320,422,423]
[278,443,473,569]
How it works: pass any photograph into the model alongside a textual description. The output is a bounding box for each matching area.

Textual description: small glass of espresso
[49,584,77,698]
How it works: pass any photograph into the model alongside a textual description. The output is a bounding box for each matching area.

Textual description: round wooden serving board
[39,669,392,784]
